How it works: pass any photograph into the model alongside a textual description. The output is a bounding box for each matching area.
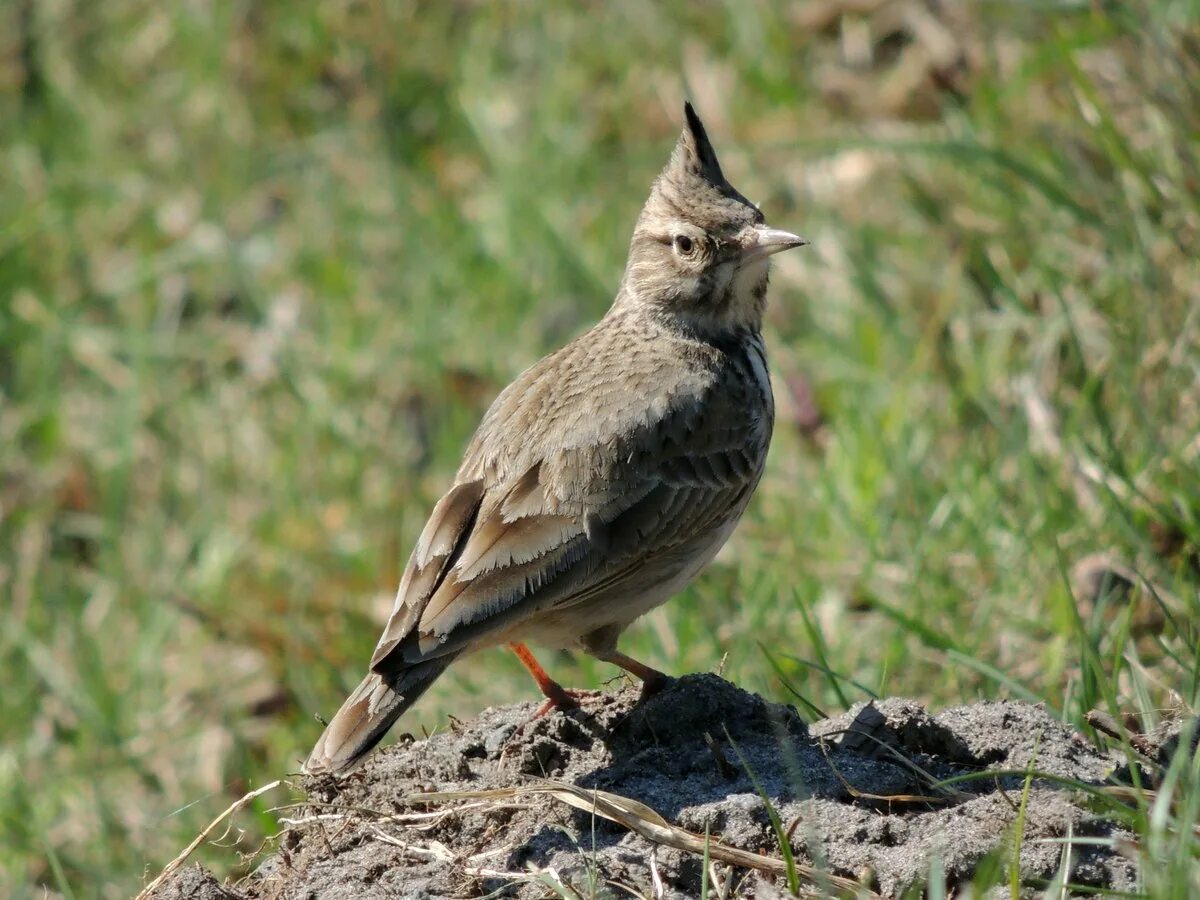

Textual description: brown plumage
[306,103,806,773]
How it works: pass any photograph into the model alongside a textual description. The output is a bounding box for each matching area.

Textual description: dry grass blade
[134,780,283,900]
[410,781,877,897]
[817,727,972,803]
[367,828,455,861]
[1100,785,1158,805]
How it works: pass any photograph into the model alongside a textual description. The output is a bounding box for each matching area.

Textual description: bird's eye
[673,234,695,256]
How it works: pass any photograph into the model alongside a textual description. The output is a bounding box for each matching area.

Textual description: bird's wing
[368,385,767,673]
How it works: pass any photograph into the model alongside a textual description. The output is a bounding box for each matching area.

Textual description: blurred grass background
[1,0,1198,896]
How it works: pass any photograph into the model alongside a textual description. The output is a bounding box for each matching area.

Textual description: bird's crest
[644,102,759,229]
[668,101,728,189]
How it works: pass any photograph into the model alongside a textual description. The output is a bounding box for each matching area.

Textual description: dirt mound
[152,675,1141,898]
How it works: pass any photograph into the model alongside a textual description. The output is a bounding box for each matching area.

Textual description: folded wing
[368,399,766,676]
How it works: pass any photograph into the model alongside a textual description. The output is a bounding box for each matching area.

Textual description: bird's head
[619,102,805,333]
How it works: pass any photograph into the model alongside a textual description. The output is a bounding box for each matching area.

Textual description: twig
[135,780,283,900]
[648,845,664,899]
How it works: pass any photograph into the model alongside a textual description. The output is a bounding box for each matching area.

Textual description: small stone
[484,723,516,755]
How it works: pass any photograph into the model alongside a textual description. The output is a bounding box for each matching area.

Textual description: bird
[306,102,806,774]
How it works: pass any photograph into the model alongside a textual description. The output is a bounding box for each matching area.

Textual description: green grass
[2,0,1198,896]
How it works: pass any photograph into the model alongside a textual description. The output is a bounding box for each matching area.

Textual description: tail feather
[305,661,450,774]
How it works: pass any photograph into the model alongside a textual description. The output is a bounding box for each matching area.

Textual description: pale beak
[740,225,808,261]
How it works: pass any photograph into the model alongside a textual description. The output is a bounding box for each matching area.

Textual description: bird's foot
[533,686,584,718]
[636,670,671,701]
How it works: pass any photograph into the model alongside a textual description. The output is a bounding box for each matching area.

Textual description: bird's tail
[305,660,450,774]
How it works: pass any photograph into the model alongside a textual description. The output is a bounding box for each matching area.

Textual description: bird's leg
[508,641,581,715]
[591,648,670,697]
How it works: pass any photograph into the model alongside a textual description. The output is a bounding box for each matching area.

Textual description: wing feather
[370,479,484,669]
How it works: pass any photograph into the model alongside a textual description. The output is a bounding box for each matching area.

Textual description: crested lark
[307,103,805,773]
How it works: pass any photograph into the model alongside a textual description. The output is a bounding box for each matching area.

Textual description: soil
[151,674,1148,899]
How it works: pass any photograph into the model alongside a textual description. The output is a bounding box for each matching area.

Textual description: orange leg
[509,642,580,715]
[592,648,669,695]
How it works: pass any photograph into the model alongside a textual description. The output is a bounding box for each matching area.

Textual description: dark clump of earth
[151,674,1146,898]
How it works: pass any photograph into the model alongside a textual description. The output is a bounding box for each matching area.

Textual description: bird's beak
[740,224,808,261]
